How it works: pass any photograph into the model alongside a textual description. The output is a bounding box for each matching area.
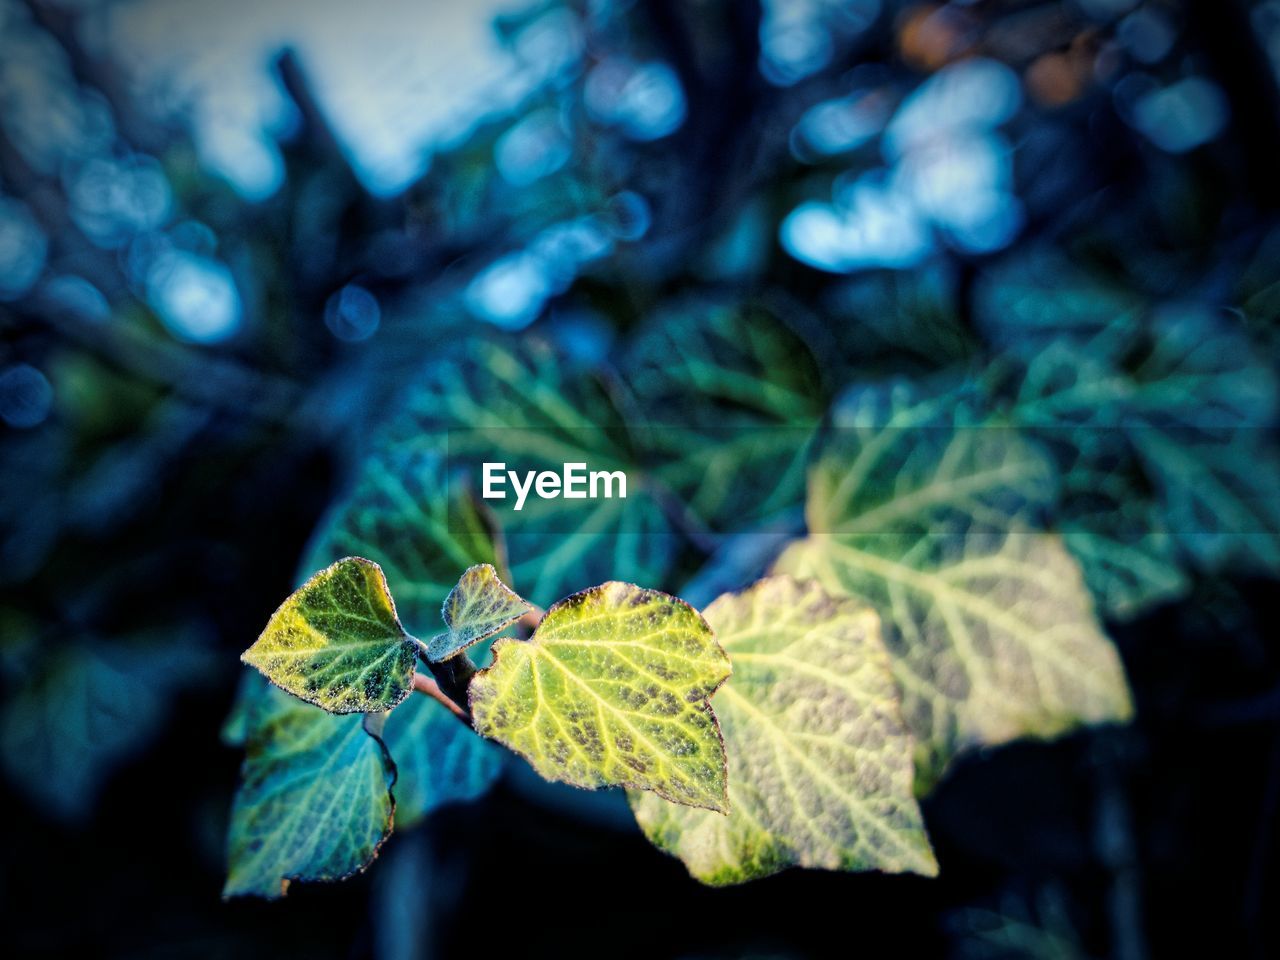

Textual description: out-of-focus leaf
[974,248,1142,356]
[1123,311,1280,574]
[394,338,677,605]
[1011,344,1188,619]
[823,265,974,367]
[621,301,826,532]
[774,382,1132,785]
[426,563,531,662]
[629,576,937,885]
[1008,310,1280,586]
[242,558,418,714]
[223,687,395,899]
[470,581,731,811]
[1,637,215,821]
[380,692,503,829]
[300,448,503,634]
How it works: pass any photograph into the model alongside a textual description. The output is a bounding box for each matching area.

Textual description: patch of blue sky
[103,0,584,198]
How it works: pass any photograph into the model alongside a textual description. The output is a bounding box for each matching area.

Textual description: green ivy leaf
[774,381,1132,785]
[1010,344,1189,619]
[426,563,531,662]
[392,338,677,605]
[380,691,504,829]
[621,300,826,532]
[223,686,396,899]
[469,581,731,812]
[241,557,417,714]
[629,577,937,885]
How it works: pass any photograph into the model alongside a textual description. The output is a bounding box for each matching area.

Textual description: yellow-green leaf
[774,381,1132,785]
[223,686,395,899]
[469,581,731,812]
[241,558,417,714]
[629,577,937,885]
[426,563,531,662]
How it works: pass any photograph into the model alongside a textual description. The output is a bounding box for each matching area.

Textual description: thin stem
[411,672,469,722]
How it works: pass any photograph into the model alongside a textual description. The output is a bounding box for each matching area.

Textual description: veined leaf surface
[629,577,937,885]
[223,687,395,899]
[241,558,417,714]
[775,381,1132,784]
[393,338,677,605]
[470,581,731,811]
[621,301,825,532]
[426,563,531,662]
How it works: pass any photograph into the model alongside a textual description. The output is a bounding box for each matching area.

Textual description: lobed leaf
[774,381,1132,785]
[629,577,937,885]
[223,686,396,899]
[426,563,532,662]
[241,557,418,714]
[469,581,731,812]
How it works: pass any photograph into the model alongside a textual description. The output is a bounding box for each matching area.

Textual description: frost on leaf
[773,381,1133,786]
[629,577,937,885]
[223,686,395,899]
[241,557,417,714]
[426,563,531,662]
[469,581,731,812]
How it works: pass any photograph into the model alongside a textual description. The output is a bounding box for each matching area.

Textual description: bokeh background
[2,0,1278,956]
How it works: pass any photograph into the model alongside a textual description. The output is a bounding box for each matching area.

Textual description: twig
[411,672,468,722]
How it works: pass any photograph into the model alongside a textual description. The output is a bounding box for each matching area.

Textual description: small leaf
[629,577,937,885]
[242,557,417,714]
[469,581,731,812]
[223,686,395,899]
[426,563,531,662]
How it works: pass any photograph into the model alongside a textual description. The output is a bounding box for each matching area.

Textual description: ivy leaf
[774,381,1132,785]
[300,448,504,633]
[469,581,731,812]
[629,577,937,885]
[1009,343,1189,619]
[223,686,396,899]
[426,563,531,662]
[2,634,216,821]
[621,300,826,532]
[380,692,504,828]
[241,557,417,714]
[392,338,677,605]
